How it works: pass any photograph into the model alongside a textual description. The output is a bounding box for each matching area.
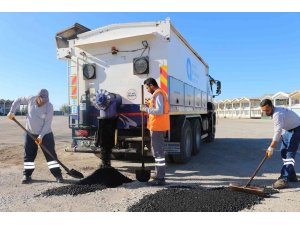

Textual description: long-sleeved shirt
[9,96,53,138]
[144,93,164,115]
[272,107,300,142]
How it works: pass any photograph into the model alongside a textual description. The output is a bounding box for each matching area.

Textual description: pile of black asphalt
[128,186,270,212]
[39,167,132,197]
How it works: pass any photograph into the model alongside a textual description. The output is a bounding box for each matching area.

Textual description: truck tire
[206,114,216,143]
[192,119,202,155]
[173,120,192,163]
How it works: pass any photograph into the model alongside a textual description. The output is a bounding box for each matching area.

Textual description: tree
[60,104,69,114]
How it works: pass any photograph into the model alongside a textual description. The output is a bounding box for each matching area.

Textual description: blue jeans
[280,126,300,180]
[23,132,62,178]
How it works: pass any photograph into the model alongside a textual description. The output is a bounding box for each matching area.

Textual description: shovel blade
[135,168,151,182]
[67,169,84,179]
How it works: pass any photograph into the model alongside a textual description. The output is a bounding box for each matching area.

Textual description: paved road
[0,116,300,212]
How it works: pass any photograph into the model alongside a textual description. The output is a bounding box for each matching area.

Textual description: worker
[140,78,170,186]
[96,117,118,168]
[7,89,64,184]
[261,99,300,189]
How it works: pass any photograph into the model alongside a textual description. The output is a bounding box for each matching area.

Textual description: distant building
[54,111,64,116]
[0,99,66,116]
[289,90,300,116]
[216,90,300,118]
[0,99,13,115]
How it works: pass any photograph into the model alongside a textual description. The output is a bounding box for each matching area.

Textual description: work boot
[148,178,166,186]
[272,178,288,189]
[21,175,32,184]
[56,175,64,183]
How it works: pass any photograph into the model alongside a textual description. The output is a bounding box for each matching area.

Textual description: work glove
[7,112,15,120]
[266,146,274,158]
[140,104,147,112]
[35,136,42,145]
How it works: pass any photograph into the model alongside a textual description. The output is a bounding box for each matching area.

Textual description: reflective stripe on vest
[147,88,170,131]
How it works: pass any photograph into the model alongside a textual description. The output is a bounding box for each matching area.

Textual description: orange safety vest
[147,88,170,131]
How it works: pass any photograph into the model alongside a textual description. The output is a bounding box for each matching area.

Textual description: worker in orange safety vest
[140,77,170,186]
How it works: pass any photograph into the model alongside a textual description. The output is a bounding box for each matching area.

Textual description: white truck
[55,18,221,163]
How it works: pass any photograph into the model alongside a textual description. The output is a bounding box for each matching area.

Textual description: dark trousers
[280,126,300,180]
[150,131,166,179]
[96,117,118,166]
[23,132,62,178]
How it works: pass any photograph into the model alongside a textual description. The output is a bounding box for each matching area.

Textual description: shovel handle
[245,155,268,187]
[141,85,145,168]
[13,118,37,142]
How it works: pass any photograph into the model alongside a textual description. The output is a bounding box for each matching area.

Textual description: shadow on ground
[116,138,300,188]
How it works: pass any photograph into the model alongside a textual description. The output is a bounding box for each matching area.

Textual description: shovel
[12,117,84,179]
[135,85,151,182]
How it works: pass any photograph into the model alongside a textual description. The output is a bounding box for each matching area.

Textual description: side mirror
[216,80,221,95]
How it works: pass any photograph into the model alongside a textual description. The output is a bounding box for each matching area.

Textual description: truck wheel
[206,114,216,143]
[173,120,192,163]
[192,119,202,155]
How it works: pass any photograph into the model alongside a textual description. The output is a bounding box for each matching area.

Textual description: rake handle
[244,155,268,187]
[12,117,70,173]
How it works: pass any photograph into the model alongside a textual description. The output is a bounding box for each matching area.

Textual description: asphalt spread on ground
[39,167,132,197]
[38,168,278,212]
[128,187,267,212]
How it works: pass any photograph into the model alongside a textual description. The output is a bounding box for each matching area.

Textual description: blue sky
[0,13,299,109]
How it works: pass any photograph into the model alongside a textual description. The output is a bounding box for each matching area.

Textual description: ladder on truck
[68,59,79,128]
